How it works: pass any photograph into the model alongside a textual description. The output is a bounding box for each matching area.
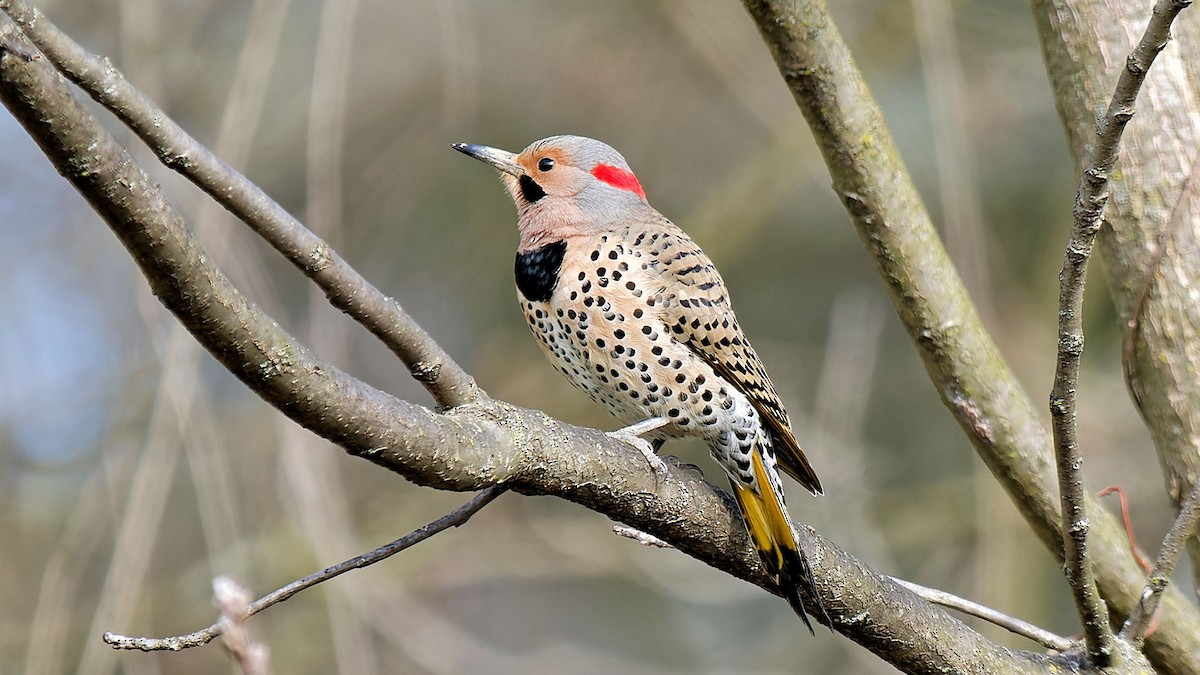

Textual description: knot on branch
[412,361,441,385]
[1083,166,1108,185]
[1125,53,1147,75]
[1049,394,1071,417]
[1058,332,1085,356]
[306,242,332,272]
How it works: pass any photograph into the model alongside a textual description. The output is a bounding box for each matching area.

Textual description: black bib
[515,240,567,302]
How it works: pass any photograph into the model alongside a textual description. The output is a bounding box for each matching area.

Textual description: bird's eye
[538,157,555,172]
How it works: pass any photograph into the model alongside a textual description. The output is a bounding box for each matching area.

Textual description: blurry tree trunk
[1035,0,1200,586]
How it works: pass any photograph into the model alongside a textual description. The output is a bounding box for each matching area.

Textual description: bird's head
[454,135,652,249]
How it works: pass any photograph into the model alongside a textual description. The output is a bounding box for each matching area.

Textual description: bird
[454,135,827,632]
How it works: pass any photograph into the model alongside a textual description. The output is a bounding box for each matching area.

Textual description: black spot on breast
[519,175,546,202]
[515,240,567,302]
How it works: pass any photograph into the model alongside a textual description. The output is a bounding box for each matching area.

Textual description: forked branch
[1049,0,1191,663]
[0,0,479,409]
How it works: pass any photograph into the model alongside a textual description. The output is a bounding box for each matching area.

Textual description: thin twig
[1121,481,1200,643]
[0,0,480,409]
[612,524,674,548]
[888,577,1073,652]
[103,487,505,652]
[1048,0,1191,664]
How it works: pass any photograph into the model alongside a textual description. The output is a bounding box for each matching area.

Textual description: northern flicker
[454,135,827,631]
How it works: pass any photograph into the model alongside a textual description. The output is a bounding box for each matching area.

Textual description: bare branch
[0,0,479,409]
[103,488,504,653]
[1050,0,1191,663]
[889,578,1074,652]
[0,11,507,492]
[612,524,674,548]
[740,0,1200,671]
[1121,481,1200,642]
[0,9,1159,674]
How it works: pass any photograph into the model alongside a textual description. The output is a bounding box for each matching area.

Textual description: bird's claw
[608,428,669,479]
[606,417,670,480]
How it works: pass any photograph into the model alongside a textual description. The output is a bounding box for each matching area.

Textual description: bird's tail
[729,450,828,634]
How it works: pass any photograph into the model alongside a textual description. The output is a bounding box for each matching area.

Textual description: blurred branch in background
[212,576,272,675]
[1121,480,1200,642]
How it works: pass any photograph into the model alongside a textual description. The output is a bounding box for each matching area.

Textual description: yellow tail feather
[729,451,827,633]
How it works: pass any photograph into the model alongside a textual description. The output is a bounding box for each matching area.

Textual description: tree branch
[103,487,505,652]
[0,0,479,409]
[1037,0,1200,598]
[0,12,1144,672]
[1121,480,1200,642]
[740,1,1200,672]
[889,578,1074,652]
[1049,1,1190,663]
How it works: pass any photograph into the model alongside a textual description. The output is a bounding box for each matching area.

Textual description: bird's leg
[607,417,670,478]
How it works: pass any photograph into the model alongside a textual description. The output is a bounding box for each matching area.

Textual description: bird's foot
[607,417,670,479]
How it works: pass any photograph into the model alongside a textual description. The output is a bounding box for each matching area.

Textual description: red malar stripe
[591,163,646,200]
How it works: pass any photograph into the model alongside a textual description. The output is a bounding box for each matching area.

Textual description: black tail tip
[780,553,833,635]
[784,587,817,636]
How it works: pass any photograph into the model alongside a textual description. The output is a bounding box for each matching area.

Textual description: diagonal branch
[1121,481,1200,642]
[889,578,1073,652]
[103,487,506,652]
[1049,0,1191,663]
[0,0,479,409]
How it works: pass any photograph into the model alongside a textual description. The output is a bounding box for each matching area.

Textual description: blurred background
[0,1,1184,673]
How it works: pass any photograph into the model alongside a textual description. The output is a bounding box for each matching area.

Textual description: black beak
[452,143,523,177]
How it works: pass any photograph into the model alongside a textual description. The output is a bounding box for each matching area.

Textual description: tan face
[509,144,590,202]
[453,136,649,250]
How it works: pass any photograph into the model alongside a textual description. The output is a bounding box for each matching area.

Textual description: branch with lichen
[0,8,1152,673]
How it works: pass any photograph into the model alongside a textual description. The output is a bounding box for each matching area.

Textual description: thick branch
[0,16,1139,673]
[0,14,502,492]
[740,1,1200,672]
[0,0,479,409]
